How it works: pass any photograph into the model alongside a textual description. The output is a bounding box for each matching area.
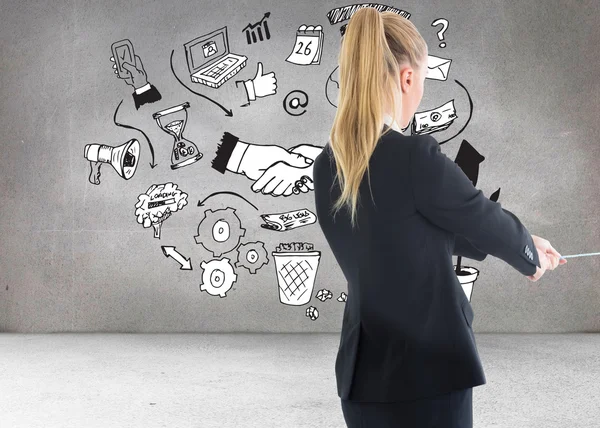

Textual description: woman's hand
[526,235,567,282]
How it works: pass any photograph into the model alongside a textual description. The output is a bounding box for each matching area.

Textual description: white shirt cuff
[226,141,249,173]
[134,83,151,95]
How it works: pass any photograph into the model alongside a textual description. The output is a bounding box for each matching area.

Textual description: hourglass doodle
[152,102,203,169]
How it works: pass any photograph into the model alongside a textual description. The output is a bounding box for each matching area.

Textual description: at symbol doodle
[283,90,308,116]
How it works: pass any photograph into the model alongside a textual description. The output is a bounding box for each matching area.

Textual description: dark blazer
[312,128,540,403]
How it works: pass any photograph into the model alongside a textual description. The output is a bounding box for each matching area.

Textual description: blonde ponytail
[329,8,427,226]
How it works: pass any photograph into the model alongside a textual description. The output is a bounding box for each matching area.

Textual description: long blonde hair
[329,8,428,226]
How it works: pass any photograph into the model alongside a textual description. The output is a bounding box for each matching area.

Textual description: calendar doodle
[285,25,324,66]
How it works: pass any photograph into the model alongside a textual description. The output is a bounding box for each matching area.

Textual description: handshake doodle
[211,132,324,197]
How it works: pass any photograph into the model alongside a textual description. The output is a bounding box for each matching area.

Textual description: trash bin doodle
[272,242,321,306]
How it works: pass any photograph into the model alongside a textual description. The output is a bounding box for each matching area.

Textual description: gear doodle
[199,258,238,298]
[194,207,246,257]
[236,241,269,274]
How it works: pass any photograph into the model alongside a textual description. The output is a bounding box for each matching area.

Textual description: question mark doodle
[431,18,449,48]
[283,90,309,116]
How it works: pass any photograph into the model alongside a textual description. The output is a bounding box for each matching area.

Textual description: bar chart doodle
[242,12,272,45]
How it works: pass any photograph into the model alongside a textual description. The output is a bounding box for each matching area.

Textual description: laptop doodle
[184,26,247,88]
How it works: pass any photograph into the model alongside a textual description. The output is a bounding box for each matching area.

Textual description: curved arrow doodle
[197,191,259,211]
[169,50,233,117]
[113,99,156,168]
[437,79,473,146]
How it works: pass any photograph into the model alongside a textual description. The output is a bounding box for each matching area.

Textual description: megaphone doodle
[83,139,140,185]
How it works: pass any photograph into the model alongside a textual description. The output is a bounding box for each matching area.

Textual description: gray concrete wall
[1,0,598,332]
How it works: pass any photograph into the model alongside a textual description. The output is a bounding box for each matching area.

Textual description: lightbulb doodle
[211,131,324,197]
[109,39,162,110]
[285,25,324,66]
[135,182,188,239]
[283,90,309,116]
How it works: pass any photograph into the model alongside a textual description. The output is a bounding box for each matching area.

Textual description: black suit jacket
[312,128,540,402]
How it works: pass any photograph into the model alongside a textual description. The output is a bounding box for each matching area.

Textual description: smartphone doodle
[111,39,135,79]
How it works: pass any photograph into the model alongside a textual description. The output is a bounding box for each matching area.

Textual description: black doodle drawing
[315,289,333,302]
[197,191,258,211]
[412,100,457,135]
[337,292,348,302]
[169,50,233,117]
[452,139,491,303]
[113,99,156,168]
[433,80,474,146]
[153,102,203,170]
[286,25,324,66]
[236,241,269,274]
[211,131,324,197]
[431,18,449,48]
[306,306,319,320]
[199,258,238,298]
[283,90,309,116]
[184,27,247,89]
[426,55,452,81]
[161,246,193,270]
[110,39,162,110]
[83,138,140,185]
[273,242,321,306]
[260,208,317,232]
[234,62,277,107]
[135,183,188,239]
[242,12,271,44]
[326,4,411,37]
[194,207,247,257]
[325,66,340,108]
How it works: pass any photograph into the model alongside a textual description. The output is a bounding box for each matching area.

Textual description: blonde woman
[312,7,565,428]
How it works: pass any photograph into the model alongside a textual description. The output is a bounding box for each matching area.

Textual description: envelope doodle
[426,55,452,81]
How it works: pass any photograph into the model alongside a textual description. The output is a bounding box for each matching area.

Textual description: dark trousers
[341,387,473,428]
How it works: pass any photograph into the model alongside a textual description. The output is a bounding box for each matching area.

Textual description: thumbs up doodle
[236,62,277,105]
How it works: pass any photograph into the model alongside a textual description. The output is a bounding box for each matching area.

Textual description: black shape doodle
[260,208,317,232]
[83,138,140,185]
[161,246,193,270]
[242,12,271,44]
[283,90,309,116]
[325,66,339,108]
[234,62,278,107]
[199,258,238,298]
[113,99,156,168]
[169,50,233,117]
[326,3,411,24]
[110,39,162,110]
[273,242,321,306]
[426,79,474,146]
[184,27,247,89]
[211,131,322,197]
[153,102,203,170]
[194,207,246,257]
[286,25,324,66]
[431,18,449,48]
[454,139,485,186]
[236,241,269,274]
[135,183,189,239]
[197,191,259,211]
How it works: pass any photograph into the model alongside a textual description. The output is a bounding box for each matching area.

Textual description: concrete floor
[0,334,598,428]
